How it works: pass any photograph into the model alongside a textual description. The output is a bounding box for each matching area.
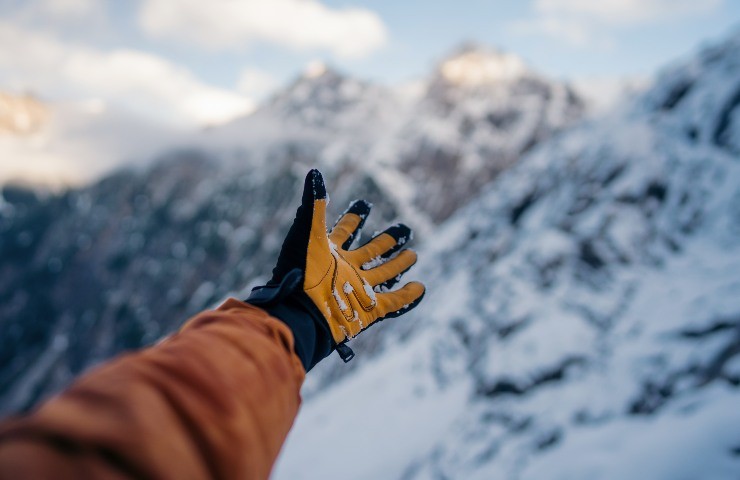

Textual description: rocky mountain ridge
[0,45,583,413]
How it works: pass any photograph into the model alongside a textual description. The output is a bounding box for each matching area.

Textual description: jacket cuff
[247,292,334,372]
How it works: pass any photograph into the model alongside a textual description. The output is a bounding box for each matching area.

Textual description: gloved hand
[247,169,425,370]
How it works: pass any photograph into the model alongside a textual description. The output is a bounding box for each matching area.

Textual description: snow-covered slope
[274,30,740,480]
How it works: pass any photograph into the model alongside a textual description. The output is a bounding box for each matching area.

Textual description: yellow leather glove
[248,169,425,369]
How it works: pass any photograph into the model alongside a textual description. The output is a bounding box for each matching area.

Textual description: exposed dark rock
[660,79,693,111]
[509,192,538,226]
[478,357,586,398]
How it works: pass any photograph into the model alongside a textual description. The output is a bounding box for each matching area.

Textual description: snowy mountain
[0,25,738,479]
[274,31,740,479]
[205,47,583,230]
[389,44,584,222]
[0,46,582,413]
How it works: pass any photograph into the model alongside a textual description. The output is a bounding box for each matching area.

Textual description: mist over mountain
[205,45,584,228]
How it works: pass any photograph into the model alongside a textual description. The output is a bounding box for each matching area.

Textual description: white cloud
[138,0,388,59]
[63,49,255,125]
[0,22,254,126]
[513,0,724,47]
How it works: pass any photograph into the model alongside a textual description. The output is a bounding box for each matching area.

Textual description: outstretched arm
[0,169,424,480]
[0,300,304,480]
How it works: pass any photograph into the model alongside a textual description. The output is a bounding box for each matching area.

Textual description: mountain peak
[436,43,529,87]
[297,60,346,84]
[302,60,330,79]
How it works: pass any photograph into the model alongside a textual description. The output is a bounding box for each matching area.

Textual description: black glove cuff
[246,269,335,371]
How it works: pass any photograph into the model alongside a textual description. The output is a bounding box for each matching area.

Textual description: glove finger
[329,200,372,250]
[375,281,425,320]
[363,249,417,287]
[349,224,413,266]
[270,169,327,283]
[307,169,328,236]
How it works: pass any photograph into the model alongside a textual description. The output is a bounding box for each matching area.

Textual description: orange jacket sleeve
[0,299,306,480]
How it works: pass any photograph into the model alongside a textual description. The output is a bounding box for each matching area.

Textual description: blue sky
[0,0,738,125]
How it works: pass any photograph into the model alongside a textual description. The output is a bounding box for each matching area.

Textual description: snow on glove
[247,169,425,369]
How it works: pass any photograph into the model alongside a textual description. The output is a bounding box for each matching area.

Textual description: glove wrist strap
[247,268,303,305]
[246,269,354,369]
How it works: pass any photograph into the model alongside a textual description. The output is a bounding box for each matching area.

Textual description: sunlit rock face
[0,92,48,136]
[437,44,528,87]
